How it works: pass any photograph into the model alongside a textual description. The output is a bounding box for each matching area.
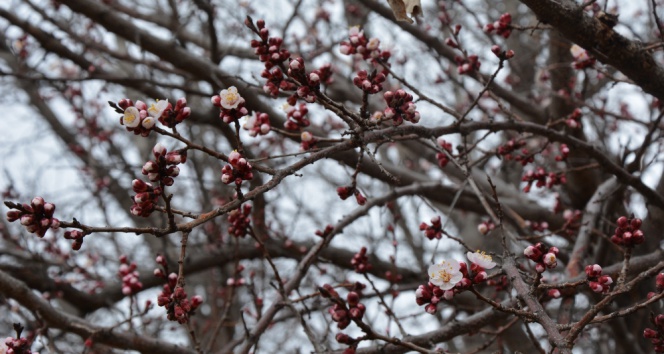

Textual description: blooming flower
[123,106,141,128]
[428,259,463,290]
[217,86,244,110]
[148,99,168,119]
[570,45,589,61]
[467,250,497,269]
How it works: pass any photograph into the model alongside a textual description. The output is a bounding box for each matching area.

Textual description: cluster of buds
[336,186,367,205]
[435,138,453,168]
[383,89,420,125]
[415,282,448,314]
[64,230,85,250]
[490,45,515,60]
[154,270,203,324]
[570,44,596,69]
[118,255,143,295]
[221,151,254,185]
[287,57,334,103]
[611,215,644,247]
[243,112,271,137]
[157,98,191,128]
[6,197,60,237]
[227,204,252,238]
[350,247,372,273]
[315,224,335,237]
[339,27,391,63]
[130,179,162,217]
[249,19,290,68]
[300,131,318,151]
[261,65,295,97]
[455,54,481,75]
[484,13,512,38]
[420,216,442,240]
[566,108,583,128]
[212,86,249,123]
[142,143,187,187]
[555,144,570,161]
[524,243,559,273]
[497,139,533,165]
[477,220,496,235]
[521,167,567,192]
[644,314,664,352]
[321,283,366,330]
[585,264,613,293]
[283,103,311,131]
[353,69,386,94]
[525,220,549,232]
[3,324,35,354]
[3,336,34,354]
[226,264,247,287]
[560,209,583,236]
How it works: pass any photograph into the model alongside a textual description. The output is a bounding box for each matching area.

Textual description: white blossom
[428,259,463,290]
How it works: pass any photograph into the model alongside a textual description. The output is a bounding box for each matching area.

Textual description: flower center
[438,269,452,282]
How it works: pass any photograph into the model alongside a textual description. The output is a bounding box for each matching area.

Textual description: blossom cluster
[350,247,372,273]
[584,264,613,293]
[435,138,453,168]
[455,54,481,75]
[524,243,558,273]
[419,216,442,240]
[644,314,664,353]
[142,143,187,187]
[339,26,391,64]
[497,139,534,165]
[221,151,254,186]
[212,86,249,123]
[353,69,386,94]
[416,251,497,314]
[570,44,596,69]
[243,112,271,137]
[321,283,366,330]
[287,57,333,103]
[64,229,85,250]
[154,257,203,324]
[3,336,35,354]
[118,98,190,135]
[566,108,583,128]
[283,103,311,131]
[477,219,495,235]
[6,197,60,237]
[484,13,512,38]
[555,144,570,161]
[336,186,367,205]
[383,89,420,125]
[227,203,252,238]
[521,167,567,192]
[611,215,644,247]
[118,255,143,296]
[130,179,162,217]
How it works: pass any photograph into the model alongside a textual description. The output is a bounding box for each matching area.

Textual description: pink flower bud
[153,143,167,158]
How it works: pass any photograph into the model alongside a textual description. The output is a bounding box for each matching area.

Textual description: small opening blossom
[428,259,463,290]
[142,117,156,129]
[123,106,140,128]
[467,250,496,269]
[218,86,244,110]
[570,45,589,61]
[148,99,168,119]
